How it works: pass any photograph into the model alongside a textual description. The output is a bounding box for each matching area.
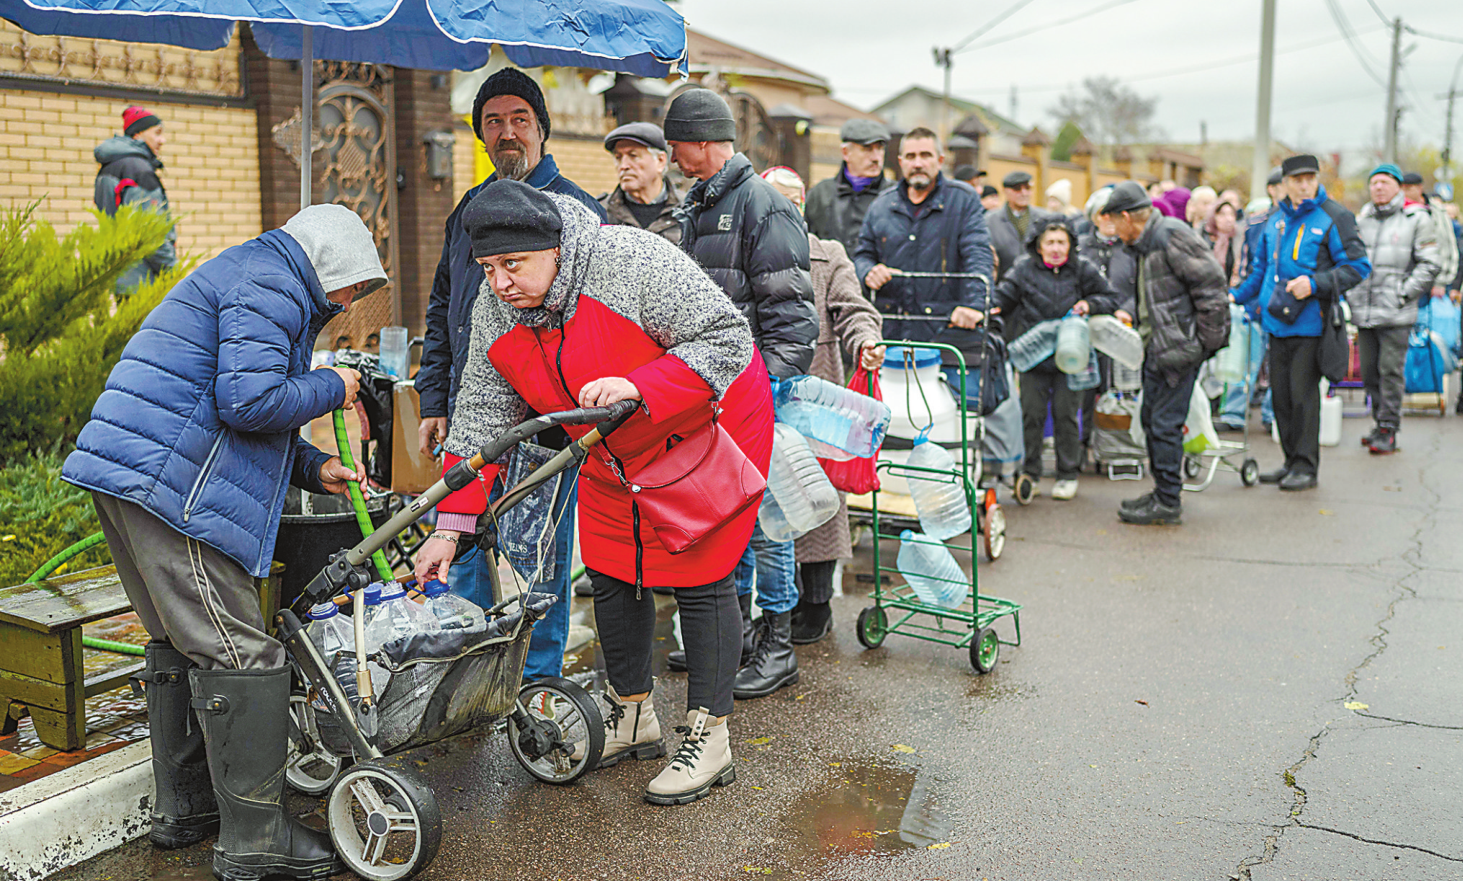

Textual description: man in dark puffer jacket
[93,106,177,293]
[1099,182,1230,525]
[667,87,817,701]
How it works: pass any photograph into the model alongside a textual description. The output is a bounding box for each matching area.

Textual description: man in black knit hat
[417,67,607,685]
[93,105,177,293]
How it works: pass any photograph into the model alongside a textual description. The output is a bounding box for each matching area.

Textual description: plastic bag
[818,365,883,494]
[980,363,1025,476]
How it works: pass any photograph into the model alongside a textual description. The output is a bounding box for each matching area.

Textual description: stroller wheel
[327,757,441,881]
[285,694,344,795]
[509,677,604,784]
[983,502,1006,561]
[1013,473,1036,506]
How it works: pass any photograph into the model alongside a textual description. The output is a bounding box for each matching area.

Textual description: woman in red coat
[413,180,772,806]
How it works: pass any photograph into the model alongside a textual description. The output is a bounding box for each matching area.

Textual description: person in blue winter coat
[1232,154,1370,491]
[414,67,607,683]
[62,204,385,880]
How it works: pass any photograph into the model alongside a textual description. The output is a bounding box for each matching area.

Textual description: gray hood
[94,135,158,168]
[281,204,388,297]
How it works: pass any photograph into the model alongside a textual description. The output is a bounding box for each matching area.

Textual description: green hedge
[0,450,111,587]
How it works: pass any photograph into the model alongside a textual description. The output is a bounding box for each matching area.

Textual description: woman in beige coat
[762,167,884,643]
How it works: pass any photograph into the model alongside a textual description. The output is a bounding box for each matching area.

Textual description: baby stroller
[278,401,638,881]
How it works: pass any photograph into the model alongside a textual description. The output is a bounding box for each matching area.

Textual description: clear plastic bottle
[774,374,891,458]
[361,582,383,627]
[760,424,840,543]
[1088,314,1144,370]
[419,580,487,632]
[904,439,972,539]
[896,530,967,609]
[1054,313,1091,374]
[1008,318,1062,372]
[306,602,351,662]
[362,582,436,696]
[1215,303,1250,383]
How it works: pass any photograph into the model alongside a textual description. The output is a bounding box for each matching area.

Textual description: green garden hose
[333,408,395,583]
[27,532,146,657]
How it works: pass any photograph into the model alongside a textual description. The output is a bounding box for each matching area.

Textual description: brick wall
[0,90,262,259]
[393,69,456,338]
[450,128,618,203]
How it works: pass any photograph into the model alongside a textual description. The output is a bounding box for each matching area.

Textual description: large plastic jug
[379,325,409,379]
[881,347,962,442]
[1319,382,1342,446]
[1088,314,1144,369]
[363,582,437,695]
[1008,319,1061,372]
[1215,304,1250,383]
[896,531,967,609]
[760,424,840,542]
[776,374,891,459]
[420,579,487,631]
[1054,313,1091,374]
[306,602,351,662]
[904,439,972,539]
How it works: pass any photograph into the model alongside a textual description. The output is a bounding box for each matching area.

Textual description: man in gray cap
[664,86,817,702]
[987,170,1049,282]
[804,118,893,258]
[1099,180,1230,524]
[599,121,682,244]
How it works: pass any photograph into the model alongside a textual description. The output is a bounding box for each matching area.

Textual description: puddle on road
[780,758,955,860]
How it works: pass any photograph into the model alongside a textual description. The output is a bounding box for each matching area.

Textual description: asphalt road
[58,410,1463,880]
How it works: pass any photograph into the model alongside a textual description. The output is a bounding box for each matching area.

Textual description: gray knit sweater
[445,195,753,459]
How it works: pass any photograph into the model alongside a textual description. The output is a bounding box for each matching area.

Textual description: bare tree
[1048,76,1160,149]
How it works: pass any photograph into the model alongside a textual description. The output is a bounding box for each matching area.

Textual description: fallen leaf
[746,736,772,746]
[828,762,841,767]
[1318,509,1334,516]
[751,786,764,791]
[891,744,917,754]
[795,694,805,700]
[927,841,951,850]
[1134,699,1149,706]
[1089,764,1098,768]
[1,534,14,541]
[1344,701,1369,711]
[742,868,773,875]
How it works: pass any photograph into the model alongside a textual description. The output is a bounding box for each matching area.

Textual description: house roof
[685,29,830,93]
[871,85,1025,135]
[803,92,886,129]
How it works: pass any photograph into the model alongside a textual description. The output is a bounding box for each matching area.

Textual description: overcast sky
[677,0,1463,161]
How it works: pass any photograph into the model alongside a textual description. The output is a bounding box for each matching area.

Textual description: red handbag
[818,365,883,495]
[602,408,765,554]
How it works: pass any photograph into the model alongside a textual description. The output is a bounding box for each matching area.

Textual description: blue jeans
[447,465,579,681]
[1220,323,1274,426]
[734,520,798,615]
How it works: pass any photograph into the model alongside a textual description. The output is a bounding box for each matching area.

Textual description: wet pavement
[54,407,1463,879]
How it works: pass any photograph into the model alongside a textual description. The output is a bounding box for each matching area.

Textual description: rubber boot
[644,709,734,805]
[140,641,218,849]
[732,610,799,699]
[668,594,760,672]
[189,666,341,881]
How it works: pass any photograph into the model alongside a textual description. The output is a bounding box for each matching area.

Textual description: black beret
[463,180,563,258]
[1098,181,1152,216]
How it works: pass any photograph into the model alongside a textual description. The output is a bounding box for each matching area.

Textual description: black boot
[790,600,832,645]
[732,611,799,699]
[669,593,759,672]
[1117,495,1182,526]
[1119,491,1155,512]
[140,641,218,849]
[190,667,341,881]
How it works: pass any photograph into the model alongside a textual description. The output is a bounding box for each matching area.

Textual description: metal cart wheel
[969,627,1000,674]
[983,502,1006,561]
[856,606,888,649]
[1183,455,1202,479]
[1013,473,1037,506]
[1240,458,1260,487]
[509,677,604,784]
[327,759,441,881]
[285,694,343,796]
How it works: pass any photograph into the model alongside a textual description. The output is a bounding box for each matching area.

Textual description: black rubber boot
[140,641,218,849]
[790,600,832,645]
[732,611,799,699]
[189,666,341,881]
[669,593,759,672]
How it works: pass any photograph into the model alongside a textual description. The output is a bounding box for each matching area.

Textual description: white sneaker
[644,709,734,805]
[1051,479,1078,501]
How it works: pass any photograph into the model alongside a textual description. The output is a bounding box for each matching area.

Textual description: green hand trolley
[855,340,1022,674]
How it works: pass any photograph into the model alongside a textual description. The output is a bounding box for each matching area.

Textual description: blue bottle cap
[363,583,384,605]
[422,579,449,598]
[900,529,917,541]
[308,602,338,620]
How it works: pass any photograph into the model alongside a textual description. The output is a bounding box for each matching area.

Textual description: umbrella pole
[300,24,313,210]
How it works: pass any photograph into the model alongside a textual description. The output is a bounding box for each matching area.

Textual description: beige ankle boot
[644,708,734,805]
[573,685,664,766]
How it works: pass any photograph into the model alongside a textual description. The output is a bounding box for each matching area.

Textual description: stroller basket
[316,592,556,755]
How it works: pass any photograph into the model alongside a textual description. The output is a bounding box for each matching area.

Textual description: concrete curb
[0,740,152,881]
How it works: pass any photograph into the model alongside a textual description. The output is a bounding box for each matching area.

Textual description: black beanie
[663,88,737,143]
[471,68,551,145]
[463,180,563,258]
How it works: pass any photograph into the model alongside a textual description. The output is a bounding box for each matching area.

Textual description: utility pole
[1442,53,1463,186]
[933,47,953,147]
[1251,0,1276,200]
[1384,16,1402,164]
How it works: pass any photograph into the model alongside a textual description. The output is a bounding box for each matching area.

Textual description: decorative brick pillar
[1020,127,1052,196]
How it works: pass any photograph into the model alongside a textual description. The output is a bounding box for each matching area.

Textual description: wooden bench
[0,563,281,751]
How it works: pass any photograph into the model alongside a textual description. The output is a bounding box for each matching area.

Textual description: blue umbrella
[7,0,687,203]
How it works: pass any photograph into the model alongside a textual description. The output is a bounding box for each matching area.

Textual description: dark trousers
[588,568,739,717]
[1020,368,1083,480]
[1140,362,1198,508]
[798,560,838,606]
[1356,325,1410,429]
[1269,334,1322,477]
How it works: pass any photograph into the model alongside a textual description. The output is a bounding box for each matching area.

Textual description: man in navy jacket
[64,204,384,878]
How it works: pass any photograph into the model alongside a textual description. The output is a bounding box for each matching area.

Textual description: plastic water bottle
[1088,314,1144,369]
[361,582,384,626]
[306,603,352,710]
[420,580,486,632]
[775,374,891,458]
[1054,313,1091,374]
[379,325,409,379]
[896,531,967,609]
[904,439,972,539]
[760,424,840,543]
[362,582,436,696]
[1007,318,1062,372]
[1215,304,1250,383]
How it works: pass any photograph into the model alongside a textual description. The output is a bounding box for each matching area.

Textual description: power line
[955,0,1142,55]
[1324,0,1389,87]
[949,0,1042,53]
[1364,0,1391,28]
[1366,0,1463,44]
